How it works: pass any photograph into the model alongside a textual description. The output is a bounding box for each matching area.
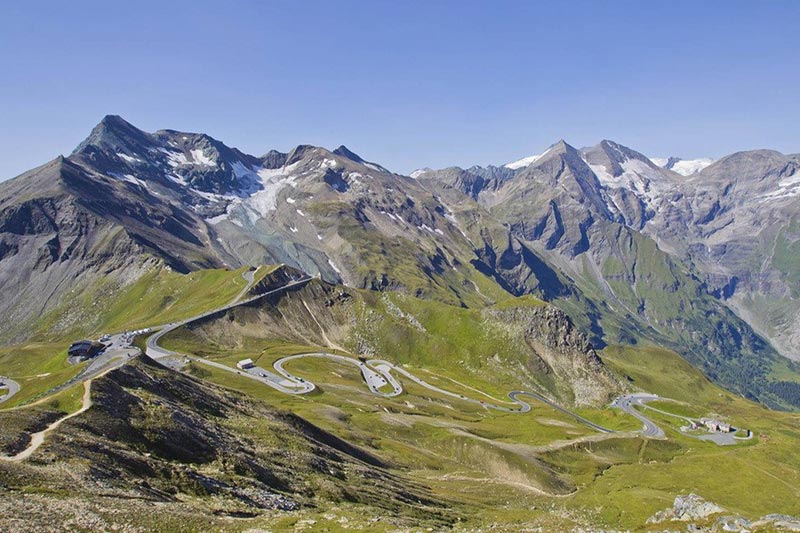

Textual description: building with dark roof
[68,340,104,361]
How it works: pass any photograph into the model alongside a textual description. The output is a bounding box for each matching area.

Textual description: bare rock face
[750,514,800,531]
[485,304,625,407]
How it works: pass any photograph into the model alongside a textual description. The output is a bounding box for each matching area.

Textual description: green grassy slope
[34,266,250,340]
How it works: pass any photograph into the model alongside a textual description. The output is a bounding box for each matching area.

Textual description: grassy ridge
[0,266,251,404]
[98,267,249,332]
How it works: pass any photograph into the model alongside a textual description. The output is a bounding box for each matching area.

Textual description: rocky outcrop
[647,494,800,532]
[647,494,726,523]
[485,304,625,406]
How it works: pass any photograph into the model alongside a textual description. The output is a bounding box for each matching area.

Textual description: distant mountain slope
[0,116,506,345]
[644,149,800,363]
[419,139,800,409]
[0,153,223,343]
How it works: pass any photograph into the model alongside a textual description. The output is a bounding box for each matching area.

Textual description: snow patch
[190,149,217,167]
[161,148,189,168]
[116,152,142,164]
[327,259,342,274]
[778,172,800,189]
[240,164,299,223]
[587,156,672,207]
[296,209,305,217]
[588,163,616,185]
[165,173,187,185]
[206,213,228,225]
[505,147,552,169]
[670,158,714,176]
[761,170,800,200]
[111,172,147,187]
[410,168,431,179]
[286,197,296,204]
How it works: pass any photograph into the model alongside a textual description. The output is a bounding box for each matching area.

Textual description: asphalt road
[0,377,20,404]
[190,355,316,395]
[368,358,521,411]
[5,333,138,409]
[274,353,402,397]
[230,268,258,305]
[510,390,614,433]
[611,393,665,438]
[135,275,681,441]
[2,271,690,466]
[149,312,616,435]
[2,273,309,409]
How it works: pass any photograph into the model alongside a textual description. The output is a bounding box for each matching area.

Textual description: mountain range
[1,115,799,410]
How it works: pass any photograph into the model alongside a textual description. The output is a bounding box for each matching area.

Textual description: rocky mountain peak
[582,140,660,179]
[547,139,574,155]
[72,114,153,157]
[332,145,365,164]
[530,139,591,174]
[260,149,288,169]
[285,144,320,166]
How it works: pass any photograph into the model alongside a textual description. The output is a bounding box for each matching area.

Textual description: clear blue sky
[1,0,798,178]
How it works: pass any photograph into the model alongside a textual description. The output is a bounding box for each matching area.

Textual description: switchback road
[611,393,666,438]
[0,377,20,404]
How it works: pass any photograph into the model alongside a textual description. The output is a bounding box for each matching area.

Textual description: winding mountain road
[611,393,665,438]
[182,347,616,433]
[140,275,631,435]
[0,273,679,467]
[0,377,20,404]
